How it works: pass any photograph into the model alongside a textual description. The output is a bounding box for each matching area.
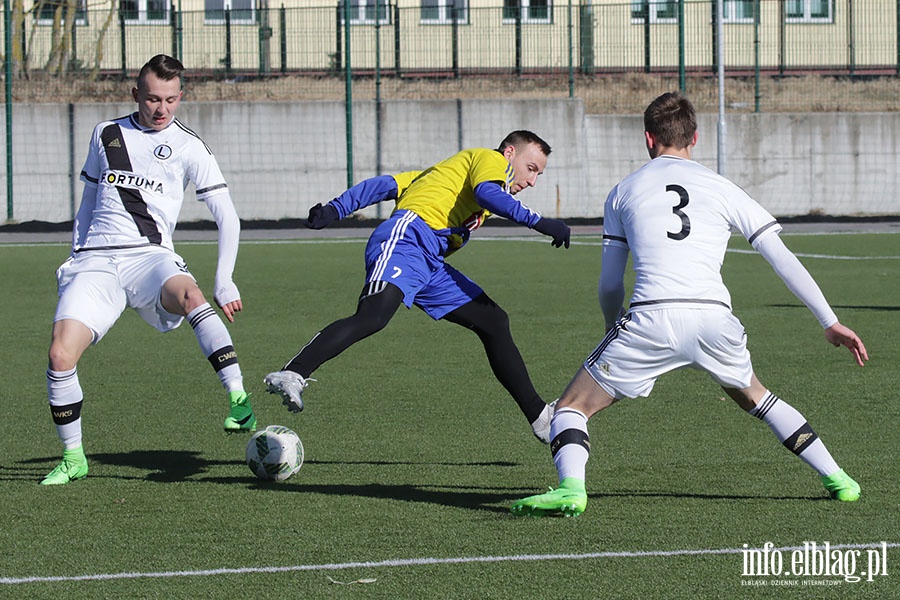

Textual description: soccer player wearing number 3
[40,55,256,485]
[512,92,868,516]
[264,131,571,444]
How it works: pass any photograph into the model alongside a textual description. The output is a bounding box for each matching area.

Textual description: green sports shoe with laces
[510,477,588,517]
[41,445,88,485]
[821,469,861,502]
[224,391,257,432]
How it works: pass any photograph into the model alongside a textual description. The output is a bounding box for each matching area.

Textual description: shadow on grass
[18,450,219,483]
[204,481,826,513]
[13,452,518,485]
[14,453,825,511]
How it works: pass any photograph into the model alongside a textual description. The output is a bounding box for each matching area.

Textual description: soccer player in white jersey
[511,91,868,516]
[40,54,256,485]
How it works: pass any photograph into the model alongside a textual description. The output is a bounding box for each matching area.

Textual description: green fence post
[280,5,287,74]
[778,0,785,75]
[4,0,12,221]
[394,4,401,75]
[224,9,232,76]
[567,0,573,96]
[119,11,127,80]
[259,6,271,75]
[754,0,760,112]
[452,6,459,78]
[711,0,718,74]
[515,6,522,77]
[643,1,651,73]
[176,5,184,62]
[375,2,383,217]
[578,1,595,76]
[847,0,855,76]
[70,13,78,71]
[170,9,178,60]
[344,0,353,189]
[678,0,685,90]
[68,103,75,218]
[334,4,340,72]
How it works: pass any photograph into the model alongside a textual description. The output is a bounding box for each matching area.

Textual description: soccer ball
[245,425,304,482]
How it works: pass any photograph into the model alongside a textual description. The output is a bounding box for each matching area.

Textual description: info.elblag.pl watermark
[741,542,890,586]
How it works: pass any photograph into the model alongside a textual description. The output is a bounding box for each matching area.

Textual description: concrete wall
[3,99,897,225]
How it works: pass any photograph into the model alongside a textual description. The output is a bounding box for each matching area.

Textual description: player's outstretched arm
[824,323,868,367]
[309,173,420,229]
[206,193,243,323]
[306,203,339,229]
[473,181,570,248]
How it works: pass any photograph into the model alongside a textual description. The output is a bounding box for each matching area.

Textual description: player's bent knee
[48,345,78,372]
[354,283,403,334]
[161,278,206,315]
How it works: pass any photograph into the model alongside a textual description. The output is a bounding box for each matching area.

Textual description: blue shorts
[364,210,483,320]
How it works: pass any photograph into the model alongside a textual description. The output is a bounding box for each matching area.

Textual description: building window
[339,0,391,25]
[631,0,678,24]
[503,0,552,24]
[36,0,87,25]
[421,0,468,24]
[205,0,255,24]
[723,0,756,23]
[120,0,170,24]
[786,0,832,22]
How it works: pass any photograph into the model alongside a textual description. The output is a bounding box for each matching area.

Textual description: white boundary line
[2,542,896,585]
[3,235,900,261]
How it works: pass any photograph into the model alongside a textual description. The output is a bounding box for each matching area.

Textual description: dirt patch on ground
[8,71,900,113]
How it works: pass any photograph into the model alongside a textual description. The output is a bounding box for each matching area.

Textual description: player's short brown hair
[644,92,697,149]
[498,130,552,156]
[137,54,185,89]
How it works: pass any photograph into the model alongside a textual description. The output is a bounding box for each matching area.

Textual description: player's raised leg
[266,283,404,412]
[441,289,554,444]
[162,274,256,432]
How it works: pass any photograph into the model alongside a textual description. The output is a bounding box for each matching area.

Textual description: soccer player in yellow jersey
[265,131,570,443]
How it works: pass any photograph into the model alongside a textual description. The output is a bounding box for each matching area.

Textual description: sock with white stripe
[47,367,83,449]
[750,391,840,477]
[551,408,591,483]
[188,303,244,393]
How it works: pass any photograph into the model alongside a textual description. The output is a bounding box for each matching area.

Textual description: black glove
[306,203,339,230]
[533,217,571,249]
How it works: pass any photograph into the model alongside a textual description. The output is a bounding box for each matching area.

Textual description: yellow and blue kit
[325,148,544,319]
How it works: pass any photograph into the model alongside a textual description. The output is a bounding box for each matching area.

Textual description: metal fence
[4,1,900,112]
[3,1,900,223]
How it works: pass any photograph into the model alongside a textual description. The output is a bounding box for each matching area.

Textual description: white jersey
[77,112,228,252]
[602,155,781,311]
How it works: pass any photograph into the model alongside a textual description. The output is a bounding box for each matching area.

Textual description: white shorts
[54,246,196,342]
[583,307,754,399]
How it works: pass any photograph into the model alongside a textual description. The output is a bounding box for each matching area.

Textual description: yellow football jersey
[395,148,511,231]
[391,170,421,198]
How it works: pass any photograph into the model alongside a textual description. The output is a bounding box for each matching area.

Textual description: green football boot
[41,445,88,486]
[821,469,861,502]
[224,391,257,432]
[510,477,588,517]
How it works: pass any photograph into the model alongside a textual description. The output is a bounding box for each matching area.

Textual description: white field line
[2,232,900,261]
[2,542,896,585]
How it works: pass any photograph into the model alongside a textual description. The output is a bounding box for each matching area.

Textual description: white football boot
[263,370,312,413]
[530,398,558,444]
